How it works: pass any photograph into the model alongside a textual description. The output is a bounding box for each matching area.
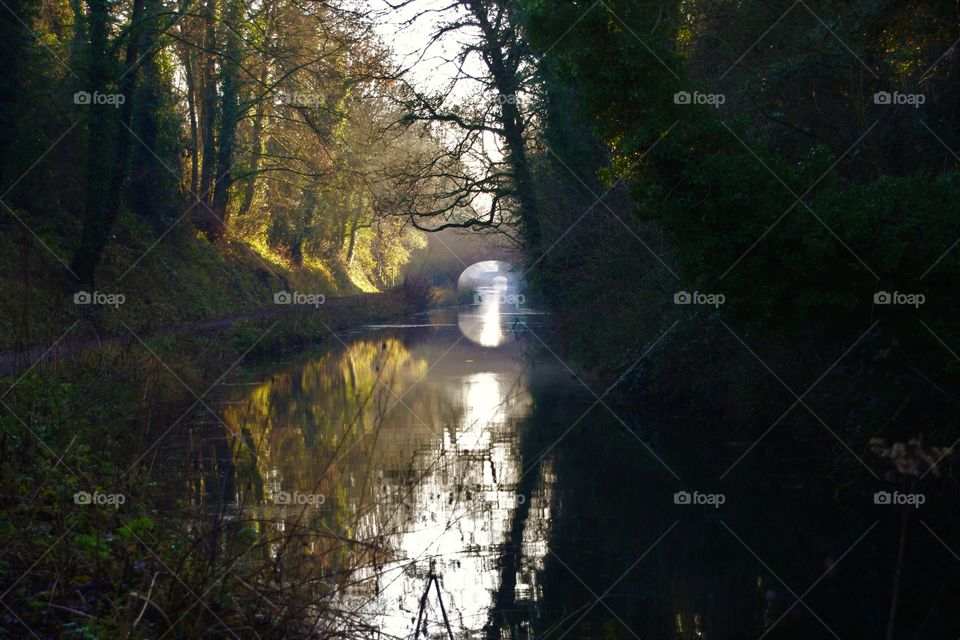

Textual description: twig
[413,571,431,638]
[132,572,160,630]
[432,574,455,640]
[47,603,95,618]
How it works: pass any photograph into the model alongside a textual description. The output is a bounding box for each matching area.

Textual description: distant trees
[385,0,542,249]
[1,0,441,289]
[162,0,431,284]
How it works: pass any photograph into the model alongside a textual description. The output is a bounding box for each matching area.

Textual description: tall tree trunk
[183,47,199,197]
[128,0,166,226]
[71,0,147,286]
[469,0,541,249]
[70,0,110,287]
[335,193,349,251]
[208,0,242,241]
[195,0,217,232]
[237,63,269,218]
[177,0,199,198]
[345,217,360,267]
[290,190,316,266]
[500,98,541,248]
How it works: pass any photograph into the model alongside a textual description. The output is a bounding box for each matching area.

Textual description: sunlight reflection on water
[213,307,556,637]
[457,285,540,348]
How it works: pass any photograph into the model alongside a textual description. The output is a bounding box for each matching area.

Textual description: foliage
[520,0,960,461]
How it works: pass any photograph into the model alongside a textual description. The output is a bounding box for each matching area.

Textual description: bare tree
[383,0,542,248]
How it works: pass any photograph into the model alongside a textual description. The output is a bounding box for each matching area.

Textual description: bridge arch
[456,260,523,294]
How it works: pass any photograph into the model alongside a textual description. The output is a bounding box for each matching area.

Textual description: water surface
[203,296,959,639]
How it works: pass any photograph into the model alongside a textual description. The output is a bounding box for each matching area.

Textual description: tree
[385,0,542,248]
[70,0,148,286]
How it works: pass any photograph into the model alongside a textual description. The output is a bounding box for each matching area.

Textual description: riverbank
[0,205,388,353]
[0,282,430,638]
[0,290,420,376]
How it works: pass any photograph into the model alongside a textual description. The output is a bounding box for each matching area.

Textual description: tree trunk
[500,98,541,249]
[70,0,146,285]
[346,217,360,267]
[237,63,268,218]
[195,0,217,232]
[469,0,541,249]
[183,46,199,197]
[128,0,165,226]
[0,0,37,188]
[208,0,242,242]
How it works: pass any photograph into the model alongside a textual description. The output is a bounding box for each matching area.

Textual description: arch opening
[456,260,521,294]
[455,260,528,348]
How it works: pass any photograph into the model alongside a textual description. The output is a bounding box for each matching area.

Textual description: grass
[0,207,374,351]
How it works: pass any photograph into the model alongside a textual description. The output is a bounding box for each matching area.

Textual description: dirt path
[0,292,380,377]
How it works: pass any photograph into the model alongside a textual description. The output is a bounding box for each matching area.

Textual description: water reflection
[457,285,538,347]
[196,307,960,639]
[213,310,557,637]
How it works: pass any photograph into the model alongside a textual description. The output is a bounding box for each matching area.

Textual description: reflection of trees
[515,398,902,640]
[194,324,956,638]
[351,367,536,638]
[211,337,436,597]
[213,335,491,612]
[209,326,586,637]
[241,336,536,638]
[222,337,429,499]
[511,392,715,639]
